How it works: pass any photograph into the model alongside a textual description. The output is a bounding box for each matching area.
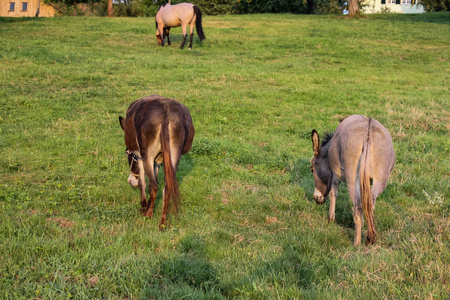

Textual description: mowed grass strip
[0,13,449,299]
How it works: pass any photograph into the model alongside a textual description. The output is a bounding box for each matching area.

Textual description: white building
[363,0,425,13]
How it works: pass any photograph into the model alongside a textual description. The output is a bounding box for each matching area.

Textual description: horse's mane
[321,131,334,148]
[156,3,167,14]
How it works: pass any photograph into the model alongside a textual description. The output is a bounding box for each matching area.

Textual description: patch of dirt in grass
[47,217,76,228]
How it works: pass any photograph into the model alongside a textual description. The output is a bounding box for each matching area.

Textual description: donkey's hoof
[159,223,166,231]
[366,236,376,246]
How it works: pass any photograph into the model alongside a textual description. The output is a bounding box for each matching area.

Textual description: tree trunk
[48,2,63,14]
[348,0,359,15]
[35,0,40,17]
[107,0,113,17]
[73,2,77,16]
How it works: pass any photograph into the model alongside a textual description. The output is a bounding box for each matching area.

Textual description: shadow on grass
[0,17,46,23]
[143,234,225,299]
[158,34,205,49]
[366,12,450,25]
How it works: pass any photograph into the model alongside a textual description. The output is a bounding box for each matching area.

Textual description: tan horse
[119,95,195,230]
[155,2,205,49]
[310,115,395,245]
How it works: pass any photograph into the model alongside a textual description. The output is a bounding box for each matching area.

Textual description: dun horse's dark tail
[193,6,206,41]
[160,109,180,216]
[360,118,376,245]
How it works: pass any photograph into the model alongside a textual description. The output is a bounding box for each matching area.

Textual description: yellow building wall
[0,0,55,17]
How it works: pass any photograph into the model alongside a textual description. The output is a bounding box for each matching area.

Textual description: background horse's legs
[188,23,194,49]
[158,24,165,47]
[165,28,171,45]
[180,24,188,49]
[188,33,194,49]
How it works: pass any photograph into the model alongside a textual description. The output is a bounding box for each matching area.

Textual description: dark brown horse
[119,95,195,230]
[155,2,205,49]
[310,115,395,245]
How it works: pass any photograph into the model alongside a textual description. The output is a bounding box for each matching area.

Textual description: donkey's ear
[311,129,320,156]
[119,116,125,130]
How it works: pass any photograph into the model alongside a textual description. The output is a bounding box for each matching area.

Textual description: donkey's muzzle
[127,174,139,188]
[313,189,326,204]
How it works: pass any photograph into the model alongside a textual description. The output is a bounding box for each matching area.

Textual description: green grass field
[0,12,449,299]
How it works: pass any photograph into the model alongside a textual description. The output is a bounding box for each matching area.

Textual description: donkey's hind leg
[370,179,387,209]
[159,188,168,230]
[348,174,363,246]
[141,155,158,218]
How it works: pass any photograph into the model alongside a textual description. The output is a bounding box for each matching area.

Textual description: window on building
[402,0,411,3]
[9,2,15,11]
[22,2,28,11]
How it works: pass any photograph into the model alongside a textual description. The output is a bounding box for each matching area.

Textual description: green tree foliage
[193,0,234,15]
[43,0,107,16]
[111,0,345,16]
[417,0,450,11]
[232,0,310,14]
[313,0,345,14]
[43,0,353,16]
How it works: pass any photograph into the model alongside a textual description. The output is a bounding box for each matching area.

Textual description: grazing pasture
[0,13,449,299]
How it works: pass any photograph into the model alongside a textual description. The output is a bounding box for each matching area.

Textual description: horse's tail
[360,118,376,245]
[193,6,206,41]
[160,108,180,215]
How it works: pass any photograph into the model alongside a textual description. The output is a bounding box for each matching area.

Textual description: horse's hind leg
[165,28,171,46]
[180,24,187,49]
[188,23,194,49]
[158,25,165,47]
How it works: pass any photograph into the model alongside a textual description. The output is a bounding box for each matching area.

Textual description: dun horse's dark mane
[321,131,334,147]
[156,3,167,13]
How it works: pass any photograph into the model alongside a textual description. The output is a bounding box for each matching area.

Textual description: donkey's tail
[193,6,206,41]
[160,108,180,215]
[360,118,376,245]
